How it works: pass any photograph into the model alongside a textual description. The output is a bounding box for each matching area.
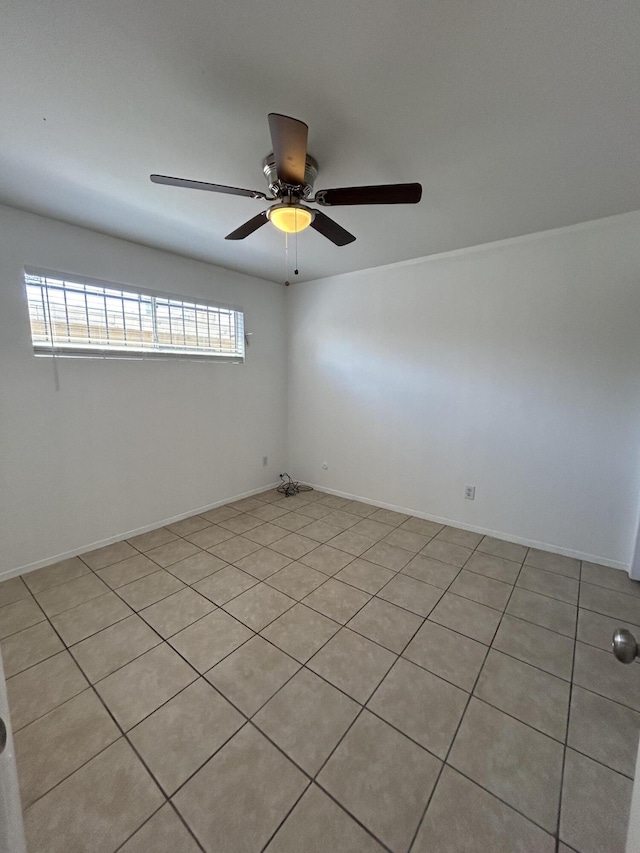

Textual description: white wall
[0,205,287,576]
[3,205,640,575]
[287,212,640,569]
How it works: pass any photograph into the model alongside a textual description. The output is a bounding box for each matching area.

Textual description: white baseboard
[305,483,631,574]
[0,482,281,584]
[3,479,630,584]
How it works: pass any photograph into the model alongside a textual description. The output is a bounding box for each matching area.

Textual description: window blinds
[24,269,245,362]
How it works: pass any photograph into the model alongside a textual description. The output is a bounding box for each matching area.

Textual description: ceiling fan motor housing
[263,153,318,199]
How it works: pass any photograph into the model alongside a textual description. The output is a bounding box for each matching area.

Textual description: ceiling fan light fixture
[268,204,314,234]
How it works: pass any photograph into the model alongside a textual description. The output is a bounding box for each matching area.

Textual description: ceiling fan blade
[150,174,266,200]
[225,210,269,240]
[315,183,422,206]
[310,211,356,246]
[268,113,308,185]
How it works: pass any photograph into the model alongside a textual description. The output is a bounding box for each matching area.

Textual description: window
[24,268,244,362]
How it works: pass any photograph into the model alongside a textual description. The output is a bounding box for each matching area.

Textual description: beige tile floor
[2,489,640,852]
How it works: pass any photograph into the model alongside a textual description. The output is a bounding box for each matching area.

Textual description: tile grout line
[2,497,420,842]
[21,552,245,848]
[112,800,206,853]
[407,547,532,851]
[554,559,583,850]
[72,528,393,837]
[257,705,396,853]
[0,524,533,726]
[229,555,427,850]
[17,591,210,853]
[256,779,316,853]
[22,555,630,822]
[256,537,487,851]
[3,495,637,851]
[14,627,174,834]
[0,628,624,844]
[127,543,405,849]
[5,520,624,644]
[14,559,338,731]
[9,538,630,723]
[330,559,639,782]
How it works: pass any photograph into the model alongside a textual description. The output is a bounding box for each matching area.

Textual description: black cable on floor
[277,473,313,497]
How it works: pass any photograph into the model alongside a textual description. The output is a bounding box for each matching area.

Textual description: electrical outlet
[262,456,268,467]
[322,462,328,470]
[464,485,476,500]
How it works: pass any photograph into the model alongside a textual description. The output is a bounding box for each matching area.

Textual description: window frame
[23,266,245,364]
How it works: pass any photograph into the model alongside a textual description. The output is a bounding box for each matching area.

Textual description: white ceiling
[2,1,639,283]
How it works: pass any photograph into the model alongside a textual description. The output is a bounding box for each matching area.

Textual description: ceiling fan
[150,113,422,246]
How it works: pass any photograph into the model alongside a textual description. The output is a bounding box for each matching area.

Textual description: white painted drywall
[0,205,286,576]
[631,517,640,581]
[286,212,640,568]
[627,735,640,852]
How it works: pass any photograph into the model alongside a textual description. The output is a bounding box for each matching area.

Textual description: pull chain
[283,208,301,285]
[284,231,290,286]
